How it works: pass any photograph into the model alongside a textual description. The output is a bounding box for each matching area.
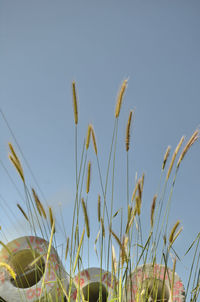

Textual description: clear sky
[0,0,200,297]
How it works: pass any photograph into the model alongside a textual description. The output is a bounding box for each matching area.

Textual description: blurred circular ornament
[125,263,185,302]
[0,236,69,301]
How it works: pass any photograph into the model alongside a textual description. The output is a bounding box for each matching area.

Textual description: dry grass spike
[115,79,128,118]
[81,198,90,238]
[100,218,105,238]
[169,220,181,244]
[86,160,91,194]
[91,124,98,155]
[86,124,92,150]
[110,228,123,249]
[126,110,133,151]
[177,129,199,168]
[162,145,171,170]
[98,194,101,222]
[49,207,55,233]
[135,195,141,216]
[17,203,29,221]
[8,154,25,183]
[32,188,46,219]
[72,81,78,125]
[65,237,69,261]
[150,194,157,228]
[166,136,185,180]
[8,143,20,166]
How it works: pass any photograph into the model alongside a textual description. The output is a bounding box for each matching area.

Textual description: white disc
[125,263,185,302]
[70,267,116,302]
[0,236,69,302]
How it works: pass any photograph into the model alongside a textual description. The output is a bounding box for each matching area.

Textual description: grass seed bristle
[17,203,29,221]
[126,110,133,151]
[115,79,128,118]
[72,81,78,125]
[166,136,185,180]
[81,198,90,238]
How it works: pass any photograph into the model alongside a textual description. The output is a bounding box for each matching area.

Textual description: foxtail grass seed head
[8,143,20,166]
[86,124,92,150]
[17,203,29,221]
[91,125,98,155]
[100,218,105,238]
[125,207,135,234]
[65,237,69,261]
[166,136,185,180]
[8,154,25,183]
[169,220,181,244]
[131,183,138,202]
[121,235,128,266]
[115,79,128,118]
[49,207,55,233]
[141,173,145,191]
[110,228,122,249]
[138,181,142,201]
[170,227,183,246]
[81,198,90,238]
[86,160,91,194]
[126,110,133,151]
[72,81,78,125]
[162,146,171,170]
[150,194,157,228]
[127,205,132,223]
[32,188,46,219]
[135,195,141,216]
[177,129,199,168]
[98,194,101,222]
[163,234,167,246]
[32,188,41,216]
[0,262,16,280]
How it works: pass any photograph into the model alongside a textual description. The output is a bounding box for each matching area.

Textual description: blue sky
[0,0,200,296]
